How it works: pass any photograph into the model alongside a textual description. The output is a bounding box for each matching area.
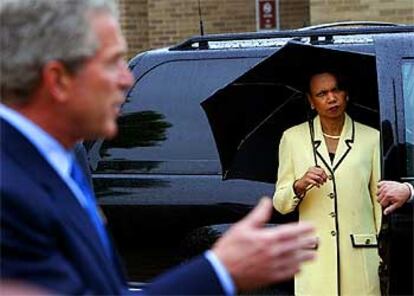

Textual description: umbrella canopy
[201,41,379,183]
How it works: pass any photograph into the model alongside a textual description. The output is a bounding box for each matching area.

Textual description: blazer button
[365,239,371,244]
[328,193,335,199]
[329,212,336,217]
[331,230,336,236]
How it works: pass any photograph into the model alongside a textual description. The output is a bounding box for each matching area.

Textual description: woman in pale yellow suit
[273,71,381,296]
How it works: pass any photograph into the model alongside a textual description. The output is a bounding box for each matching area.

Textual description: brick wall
[117,0,311,59]
[146,0,257,49]
[310,0,414,25]
[280,0,310,29]
[117,0,412,59]
[117,0,149,59]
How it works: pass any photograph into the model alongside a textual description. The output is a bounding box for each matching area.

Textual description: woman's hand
[294,166,328,196]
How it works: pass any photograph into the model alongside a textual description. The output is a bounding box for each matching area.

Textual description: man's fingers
[378,196,390,207]
[299,235,319,250]
[384,202,400,215]
[377,195,385,205]
[271,265,301,283]
[268,249,316,280]
[242,197,272,228]
[215,220,316,291]
[263,222,315,243]
[377,180,386,187]
[291,250,316,266]
[377,182,385,196]
[270,235,318,257]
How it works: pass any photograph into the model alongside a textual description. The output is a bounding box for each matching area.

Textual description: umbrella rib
[351,103,378,113]
[284,84,304,93]
[237,91,303,150]
[231,82,304,95]
[232,82,297,87]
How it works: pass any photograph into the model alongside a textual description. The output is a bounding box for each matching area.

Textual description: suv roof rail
[298,21,400,31]
[171,24,414,51]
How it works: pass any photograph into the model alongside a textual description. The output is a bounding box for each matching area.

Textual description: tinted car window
[402,61,414,176]
[94,58,262,174]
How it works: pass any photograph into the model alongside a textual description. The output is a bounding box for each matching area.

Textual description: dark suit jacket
[0,119,224,295]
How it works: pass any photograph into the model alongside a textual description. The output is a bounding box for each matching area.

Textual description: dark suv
[85,22,413,294]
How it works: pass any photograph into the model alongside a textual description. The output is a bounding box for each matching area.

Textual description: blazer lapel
[1,119,123,290]
[313,116,333,171]
[310,114,355,173]
[332,114,354,172]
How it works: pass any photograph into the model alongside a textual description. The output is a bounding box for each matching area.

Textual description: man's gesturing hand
[212,197,316,292]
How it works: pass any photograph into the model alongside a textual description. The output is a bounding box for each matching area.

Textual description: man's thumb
[243,197,272,227]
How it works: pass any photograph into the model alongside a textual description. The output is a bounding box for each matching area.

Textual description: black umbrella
[201,41,379,183]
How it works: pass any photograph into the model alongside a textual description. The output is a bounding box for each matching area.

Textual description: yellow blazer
[273,114,381,296]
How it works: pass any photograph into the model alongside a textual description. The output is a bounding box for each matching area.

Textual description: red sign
[257,0,277,30]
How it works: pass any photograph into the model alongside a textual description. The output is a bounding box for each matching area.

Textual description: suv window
[402,60,414,176]
[96,58,262,174]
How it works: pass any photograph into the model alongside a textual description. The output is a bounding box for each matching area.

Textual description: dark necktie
[70,159,111,258]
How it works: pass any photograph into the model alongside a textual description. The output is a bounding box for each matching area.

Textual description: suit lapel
[311,114,354,173]
[1,119,122,290]
[332,114,354,172]
[313,116,332,171]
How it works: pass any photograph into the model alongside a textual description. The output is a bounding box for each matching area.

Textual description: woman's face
[307,72,348,120]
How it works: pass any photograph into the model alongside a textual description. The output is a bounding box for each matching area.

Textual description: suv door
[376,33,414,295]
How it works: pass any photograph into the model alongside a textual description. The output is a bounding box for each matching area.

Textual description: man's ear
[42,61,73,103]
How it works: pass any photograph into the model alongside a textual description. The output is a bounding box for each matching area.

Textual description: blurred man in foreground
[0,0,316,294]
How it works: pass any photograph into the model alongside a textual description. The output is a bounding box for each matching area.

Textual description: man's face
[66,12,133,140]
[307,72,347,120]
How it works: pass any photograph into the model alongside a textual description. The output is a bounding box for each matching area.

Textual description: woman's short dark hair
[305,69,349,94]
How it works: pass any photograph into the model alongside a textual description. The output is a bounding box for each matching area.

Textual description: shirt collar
[0,103,73,178]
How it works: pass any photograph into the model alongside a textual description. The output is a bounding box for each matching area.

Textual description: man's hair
[0,0,118,102]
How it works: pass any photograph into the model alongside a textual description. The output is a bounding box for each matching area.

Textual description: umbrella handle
[296,183,316,207]
[306,184,316,191]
